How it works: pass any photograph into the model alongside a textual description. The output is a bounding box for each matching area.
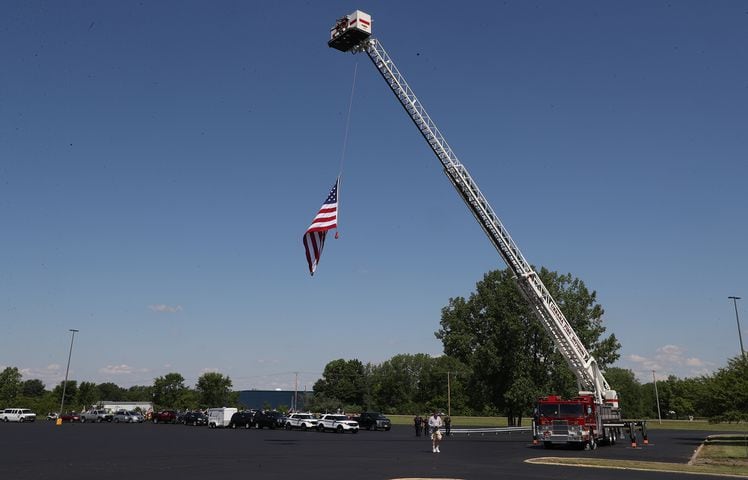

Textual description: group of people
[414,412,451,453]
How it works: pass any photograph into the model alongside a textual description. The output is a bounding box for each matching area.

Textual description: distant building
[100,401,153,413]
[237,390,313,411]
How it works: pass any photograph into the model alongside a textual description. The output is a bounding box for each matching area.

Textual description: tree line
[309,354,747,423]
[311,268,747,424]
[3,267,745,422]
[0,369,236,414]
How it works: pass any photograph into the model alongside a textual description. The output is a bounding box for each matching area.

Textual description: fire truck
[328,11,648,449]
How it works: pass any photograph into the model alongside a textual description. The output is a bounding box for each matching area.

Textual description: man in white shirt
[428,411,443,453]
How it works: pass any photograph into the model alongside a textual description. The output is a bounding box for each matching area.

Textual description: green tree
[97,382,125,400]
[126,385,153,402]
[22,379,46,398]
[603,367,645,418]
[437,267,620,423]
[0,367,23,405]
[52,380,78,412]
[313,359,366,408]
[77,381,99,409]
[699,355,748,423]
[153,373,187,408]
[368,354,429,413]
[196,372,233,407]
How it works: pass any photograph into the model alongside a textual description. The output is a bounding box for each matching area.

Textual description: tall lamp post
[57,329,79,425]
[728,296,745,360]
[652,370,662,424]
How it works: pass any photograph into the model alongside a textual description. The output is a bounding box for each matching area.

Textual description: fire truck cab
[534,394,621,449]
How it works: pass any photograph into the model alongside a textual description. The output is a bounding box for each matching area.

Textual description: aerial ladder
[329,11,647,449]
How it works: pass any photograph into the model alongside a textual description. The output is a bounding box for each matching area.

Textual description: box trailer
[207,407,237,428]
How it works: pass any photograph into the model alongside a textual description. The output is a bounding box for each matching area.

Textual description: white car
[316,414,359,433]
[2,408,37,422]
[284,413,318,431]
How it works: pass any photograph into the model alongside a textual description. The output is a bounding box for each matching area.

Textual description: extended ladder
[355,37,613,405]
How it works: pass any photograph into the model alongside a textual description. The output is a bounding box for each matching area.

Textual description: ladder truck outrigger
[328,11,647,450]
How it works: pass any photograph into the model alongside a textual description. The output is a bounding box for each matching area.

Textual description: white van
[207,407,237,428]
[2,408,37,422]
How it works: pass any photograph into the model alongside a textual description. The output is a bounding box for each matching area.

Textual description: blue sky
[2,1,746,392]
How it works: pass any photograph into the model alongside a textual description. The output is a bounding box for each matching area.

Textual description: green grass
[645,419,748,432]
[388,414,510,427]
[527,456,748,477]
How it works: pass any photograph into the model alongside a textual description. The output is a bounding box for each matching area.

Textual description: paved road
[0,421,730,479]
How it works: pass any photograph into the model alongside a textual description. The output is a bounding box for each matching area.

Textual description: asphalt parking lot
[0,421,730,480]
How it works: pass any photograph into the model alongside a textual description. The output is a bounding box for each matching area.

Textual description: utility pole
[57,329,79,426]
[447,372,451,417]
[294,372,298,412]
[652,370,662,424]
[728,296,745,359]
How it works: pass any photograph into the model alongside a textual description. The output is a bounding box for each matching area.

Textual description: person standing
[444,415,451,436]
[423,415,430,437]
[414,415,422,437]
[428,411,443,453]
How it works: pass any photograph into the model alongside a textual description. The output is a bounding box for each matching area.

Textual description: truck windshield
[538,403,585,417]
[538,404,559,416]
[559,404,584,416]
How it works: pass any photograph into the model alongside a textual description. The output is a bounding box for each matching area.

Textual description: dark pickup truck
[354,412,391,431]
[253,410,286,429]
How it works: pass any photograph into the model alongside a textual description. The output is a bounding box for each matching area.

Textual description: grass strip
[527,456,748,477]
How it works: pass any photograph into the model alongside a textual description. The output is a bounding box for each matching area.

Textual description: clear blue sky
[2,1,746,391]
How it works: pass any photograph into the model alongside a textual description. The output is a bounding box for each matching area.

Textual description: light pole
[652,370,662,424]
[57,329,79,425]
[728,296,745,360]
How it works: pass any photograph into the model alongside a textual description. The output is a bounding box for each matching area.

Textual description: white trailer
[207,407,237,428]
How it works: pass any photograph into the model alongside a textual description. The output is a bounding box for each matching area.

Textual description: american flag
[303,178,339,276]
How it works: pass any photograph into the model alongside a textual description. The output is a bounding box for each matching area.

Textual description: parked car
[284,413,318,431]
[112,410,144,423]
[152,410,179,424]
[59,412,81,423]
[182,411,208,426]
[317,414,359,433]
[354,412,392,431]
[46,412,59,421]
[228,410,255,429]
[80,409,113,423]
[253,410,285,429]
[2,408,37,422]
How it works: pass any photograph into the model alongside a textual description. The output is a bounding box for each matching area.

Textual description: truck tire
[337,425,344,433]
